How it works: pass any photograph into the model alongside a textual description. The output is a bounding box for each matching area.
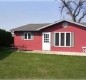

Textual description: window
[24,32,33,40]
[55,33,59,46]
[55,32,74,47]
[44,34,49,43]
[61,33,64,46]
[62,22,68,28]
[66,33,70,46]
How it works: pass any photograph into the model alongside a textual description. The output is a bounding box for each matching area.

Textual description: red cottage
[10,20,86,52]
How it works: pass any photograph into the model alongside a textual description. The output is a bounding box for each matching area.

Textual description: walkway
[26,50,86,56]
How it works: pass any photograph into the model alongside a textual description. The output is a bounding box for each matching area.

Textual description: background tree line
[0,29,13,47]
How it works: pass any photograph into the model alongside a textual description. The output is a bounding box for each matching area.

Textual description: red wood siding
[42,22,86,52]
[14,31,42,50]
[14,21,86,52]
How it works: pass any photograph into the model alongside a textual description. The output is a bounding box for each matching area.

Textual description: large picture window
[55,32,74,47]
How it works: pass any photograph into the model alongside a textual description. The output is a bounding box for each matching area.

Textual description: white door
[42,32,51,50]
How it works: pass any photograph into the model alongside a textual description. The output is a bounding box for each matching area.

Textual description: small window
[44,33,49,43]
[24,32,33,40]
[28,33,31,39]
[62,22,68,28]
[24,33,27,39]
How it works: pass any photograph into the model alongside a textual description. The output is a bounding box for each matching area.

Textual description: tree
[0,29,14,47]
[59,0,86,22]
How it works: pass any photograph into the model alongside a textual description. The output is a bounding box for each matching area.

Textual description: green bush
[0,29,13,47]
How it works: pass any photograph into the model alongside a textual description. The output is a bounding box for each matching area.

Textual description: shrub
[0,29,13,47]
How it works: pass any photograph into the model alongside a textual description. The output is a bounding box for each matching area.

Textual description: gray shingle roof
[10,23,50,31]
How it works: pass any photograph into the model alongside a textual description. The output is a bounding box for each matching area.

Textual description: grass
[0,48,86,79]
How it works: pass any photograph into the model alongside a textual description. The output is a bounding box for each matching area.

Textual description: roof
[10,23,50,31]
[80,22,86,26]
[10,20,86,32]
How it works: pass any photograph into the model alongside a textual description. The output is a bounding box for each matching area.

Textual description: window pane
[44,34,49,43]
[55,33,59,46]
[61,33,64,46]
[28,33,31,39]
[46,34,49,38]
[25,33,27,39]
[66,33,70,46]
[44,34,46,38]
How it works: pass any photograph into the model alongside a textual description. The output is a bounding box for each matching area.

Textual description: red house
[11,20,86,52]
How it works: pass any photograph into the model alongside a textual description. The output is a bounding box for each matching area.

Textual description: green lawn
[0,49,86,79]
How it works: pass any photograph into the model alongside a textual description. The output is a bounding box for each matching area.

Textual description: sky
[0,0,86,31]
[0,0,63,31]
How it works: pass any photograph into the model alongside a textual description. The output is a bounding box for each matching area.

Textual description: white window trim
[54,32,72,47]
[24,32,33,40]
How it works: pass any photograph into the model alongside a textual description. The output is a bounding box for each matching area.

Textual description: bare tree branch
[74,0,85,16]
[60,5,65,16]
[59,0,86,22]
[61,0,73,17]
[75,7,81,17]
[78,12,86,22]
[73,1,81,16]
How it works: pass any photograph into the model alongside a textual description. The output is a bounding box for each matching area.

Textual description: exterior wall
[14,21,86,52]
[14,31,42,50]
[42,22,86,52]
